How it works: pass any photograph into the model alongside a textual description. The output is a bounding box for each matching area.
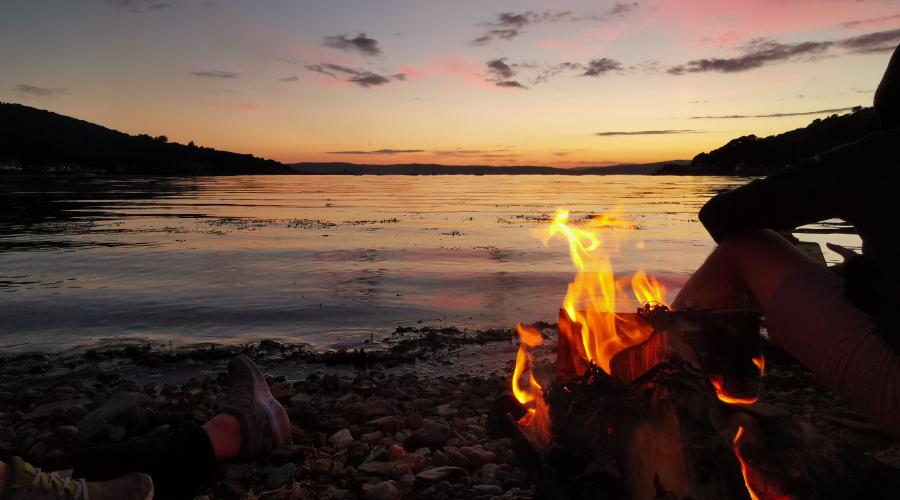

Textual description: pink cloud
[645,0,896,39]
[398,54,498,90]
[590,28,623,41]
[536,38,596,55]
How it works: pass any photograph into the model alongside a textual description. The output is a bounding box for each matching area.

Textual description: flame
[752,355,765,374]
[631,269,667,308]
[512,323,551,448]
[547,210,666,374]
[711,354,765,405]
[733,426,790,500]
[711,376,759,405]
[733,426,760,500]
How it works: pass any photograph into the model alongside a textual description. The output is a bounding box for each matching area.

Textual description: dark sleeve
[698,129,900,243]
[698,162,840,243]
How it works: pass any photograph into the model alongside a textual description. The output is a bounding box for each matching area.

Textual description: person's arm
[698,161,839,243]
[699,129,899,243]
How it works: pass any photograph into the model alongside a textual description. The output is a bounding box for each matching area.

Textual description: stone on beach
[329,428,355,449]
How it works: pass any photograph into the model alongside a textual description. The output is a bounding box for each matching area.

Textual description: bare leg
[0,459,8,495]
[672,229,815,312]
[202,414,242,462]
[675,229,900,436]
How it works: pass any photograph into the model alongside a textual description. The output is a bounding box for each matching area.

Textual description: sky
[1,0,899,167]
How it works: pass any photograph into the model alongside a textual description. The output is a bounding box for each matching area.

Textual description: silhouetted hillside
[0,103,291,175]
[656,107,882,175]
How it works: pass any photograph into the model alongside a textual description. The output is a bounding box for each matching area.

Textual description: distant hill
[575,160,689,175]
[657,107,882,175]
[0,103,291,175]
[0,102,687,176]
[289,162,679,175]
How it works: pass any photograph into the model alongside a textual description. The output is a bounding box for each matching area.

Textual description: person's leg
[675,229,900,436]
[38,355,291,499]
[0,458,9,494]
[34,419,219,499]
[672,229,815,312]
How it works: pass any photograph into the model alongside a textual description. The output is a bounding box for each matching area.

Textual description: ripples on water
[0,175,859,351]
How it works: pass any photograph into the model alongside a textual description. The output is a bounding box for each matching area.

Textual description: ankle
[0,460,9,495]
[203,413,242,462]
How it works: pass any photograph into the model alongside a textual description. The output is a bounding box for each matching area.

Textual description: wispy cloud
[668,39,831,74]
[469,4,639,45]
[305,63,394,88]
[595,129,703,136]
[105,0,172,12]
[327,149,425,155]
[581,58,623,76]
[841,13,900,29]
[690,106,858,119]
[839,28,900,54]
[432,149,518,159]
[669,28,900,74]
[323,33,381,56]
[480,56,625,87]
[533,62,583,84]
[14,84,66,98]
[191,70,240,79]
[279,75,299,82]
[485,58,528,89]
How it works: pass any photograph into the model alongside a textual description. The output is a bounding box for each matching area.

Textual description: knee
[711,229,787,261]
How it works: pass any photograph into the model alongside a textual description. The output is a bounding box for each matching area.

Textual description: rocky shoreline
[0,327,533,499]
[2,325,899,499]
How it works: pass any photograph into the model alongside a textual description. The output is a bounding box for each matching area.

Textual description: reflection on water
[0,175,859,351]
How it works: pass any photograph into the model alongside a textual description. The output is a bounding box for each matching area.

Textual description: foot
[3,456,153,500]
[220,355,293,460]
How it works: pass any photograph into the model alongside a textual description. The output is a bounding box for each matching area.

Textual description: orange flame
[733,426,790,500]
[711,376,759,405]
[547,210,666,374]
[733,426,760,500]
[512,324,551,448]
[711,354,765,405]
[752,355,765,375]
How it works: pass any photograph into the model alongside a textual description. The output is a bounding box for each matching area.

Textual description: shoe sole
[234,355,293,448]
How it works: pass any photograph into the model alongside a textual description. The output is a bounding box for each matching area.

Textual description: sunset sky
[2,0,899,166]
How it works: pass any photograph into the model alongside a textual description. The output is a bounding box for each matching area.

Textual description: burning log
[499,309,761,499]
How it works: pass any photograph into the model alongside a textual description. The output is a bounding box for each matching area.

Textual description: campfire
[497,210,784,499]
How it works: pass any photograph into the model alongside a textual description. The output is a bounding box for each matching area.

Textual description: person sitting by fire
[671,43,900,437]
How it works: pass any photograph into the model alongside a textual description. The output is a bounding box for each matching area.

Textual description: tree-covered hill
[0,103,291,175]
[656,107,883,175]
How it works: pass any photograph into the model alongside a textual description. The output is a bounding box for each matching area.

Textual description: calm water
[0,175,858,352]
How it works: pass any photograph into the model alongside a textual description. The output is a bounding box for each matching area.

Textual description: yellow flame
[511,323,551,447]
[547,209,666,373]
[632,269,667,307]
